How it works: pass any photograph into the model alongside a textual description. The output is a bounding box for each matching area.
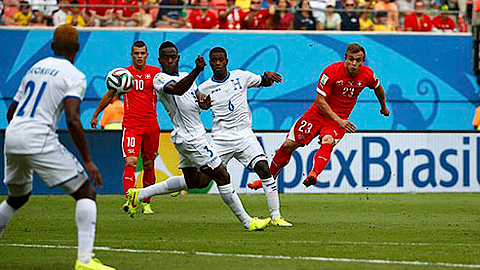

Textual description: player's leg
[32,147,115,269]
[121,126,143,211]
[139,124,160,213]
[0,154,33,238]
[304,125,345,187]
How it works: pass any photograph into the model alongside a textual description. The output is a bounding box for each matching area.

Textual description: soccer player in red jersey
[248,43,389,190]
[91,41,161,213]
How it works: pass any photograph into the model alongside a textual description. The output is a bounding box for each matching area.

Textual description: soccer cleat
[303,171,318,187]
[270,216,293,227]
[247,180,263,190]
[126,188,140,218]
[122,200,129,213]
[75,258,116,270]
[247,217,271,231]
[142,202,154,214]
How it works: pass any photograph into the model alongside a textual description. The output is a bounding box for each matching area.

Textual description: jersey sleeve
[316,68,333,97]
[367,68,380,90]
[64,71,87,100]
[243,70,262,88]
[153,73,171,94]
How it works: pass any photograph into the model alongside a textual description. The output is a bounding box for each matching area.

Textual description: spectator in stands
[53,0,69,26]
[86,0,116,26]
[100,95,124,130]
[396,0,414,13]
[0,0,5,24]
[374,10,395,30]
[154,0,190,28]
[358,1,374,30]
[242,0,274,29]
[403,0,432,31]
[67,0,87,26]
[294,0,317,29]
[432,5,456,31]
[288,0,298,12]
[340,0,360,30]
[457,14,468,32]
[374,0,399,29]
[188,0,219,28]
[269,0,294,29]
[116,0,142,26]
[308,0,326,24]
[316,0,341,30]
[29,0,59,25]
[218,0,246,29]
[13,1,32,25]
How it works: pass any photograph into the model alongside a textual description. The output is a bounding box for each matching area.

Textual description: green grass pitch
[1,193,480,270]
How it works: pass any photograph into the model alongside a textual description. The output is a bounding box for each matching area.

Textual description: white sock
[217,183,252,228]
[76,198,96,264]
[261,177,281,219]
[138,176,186,200]
[0,200,16,238]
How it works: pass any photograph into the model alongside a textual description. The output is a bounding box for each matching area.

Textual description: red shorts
[122,123,160,160]
[287,108,346,146]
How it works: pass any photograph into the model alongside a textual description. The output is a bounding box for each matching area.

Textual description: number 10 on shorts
[126,137,136,147]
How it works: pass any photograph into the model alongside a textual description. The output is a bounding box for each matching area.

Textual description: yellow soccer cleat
[247,217,271,231]
[75,258,116,270]
[270,216,293,227]
[142,202,154,214]
[126,188,140,218]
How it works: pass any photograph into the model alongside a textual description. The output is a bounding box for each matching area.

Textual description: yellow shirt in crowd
[13,11,32,26]
[66,14,86,27]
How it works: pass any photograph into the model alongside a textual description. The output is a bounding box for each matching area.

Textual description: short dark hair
[209,47,227,59]
[132,40,147,51]
[70,0,80,5]
[345,43,366,58]
[158,41,178,55]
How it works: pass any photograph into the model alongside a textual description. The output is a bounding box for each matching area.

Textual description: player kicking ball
[125,41,270,231]
[248,43,389,190]
[198,47,292,227]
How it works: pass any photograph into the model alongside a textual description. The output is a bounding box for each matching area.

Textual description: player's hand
[264,71,282,84]
[85,160,103,188]
[90,116,98,129]
[197,93,212,109]
[339,119,356,133]
[195,55,206,72]
[380,107,389,116]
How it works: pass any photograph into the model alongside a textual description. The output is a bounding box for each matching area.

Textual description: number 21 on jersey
[17,80,47,118]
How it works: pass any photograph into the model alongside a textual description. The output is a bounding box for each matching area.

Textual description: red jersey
[123,65,161,127]
[314,62,379,119]
[243,9,270,29]
[188,9,219,29]
[403,13,432,31]
[116,0,140,17]
[87,0,114,16]
[218,8,247,29]
[432,15,456,31]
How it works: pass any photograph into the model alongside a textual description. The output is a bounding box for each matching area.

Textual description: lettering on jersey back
[28,67,59,77]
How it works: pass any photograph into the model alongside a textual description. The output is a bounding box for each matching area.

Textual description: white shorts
[212,132,267,170]
[174,136,222,171]
[4,145,88,196]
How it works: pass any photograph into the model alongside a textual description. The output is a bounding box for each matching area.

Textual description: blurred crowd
[0,0,472,31]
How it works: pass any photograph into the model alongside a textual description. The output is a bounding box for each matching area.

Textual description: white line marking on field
[2,243,480,269]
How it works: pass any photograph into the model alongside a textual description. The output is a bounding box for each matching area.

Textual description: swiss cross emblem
[357,81,362,86]
[146,74,151,79]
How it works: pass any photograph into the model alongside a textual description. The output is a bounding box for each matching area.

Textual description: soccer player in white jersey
[198,47,292,227]
[125,41,270,231]
[0,25,115,270]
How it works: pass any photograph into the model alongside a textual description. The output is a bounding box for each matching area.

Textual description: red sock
[141,168,156,203]
[123,165,136,198]
[270,146,293,179]
[312,143,333,175]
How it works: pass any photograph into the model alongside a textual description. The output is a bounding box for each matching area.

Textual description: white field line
[2,243,480,269]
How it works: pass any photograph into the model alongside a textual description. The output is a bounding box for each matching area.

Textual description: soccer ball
[106,68,133,95]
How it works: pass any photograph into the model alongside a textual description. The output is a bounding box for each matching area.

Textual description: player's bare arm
[259,71,282,87]
[90,89,116,129]
[196,91,212,109]
[65,97,103,187]
[315,93,357,133]
[6,102,18,123]
[164,55,206,95]
[374,84,390,116]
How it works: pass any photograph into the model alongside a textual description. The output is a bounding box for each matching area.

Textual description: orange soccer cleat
[303,171,318,187]
[247,180,263,190]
